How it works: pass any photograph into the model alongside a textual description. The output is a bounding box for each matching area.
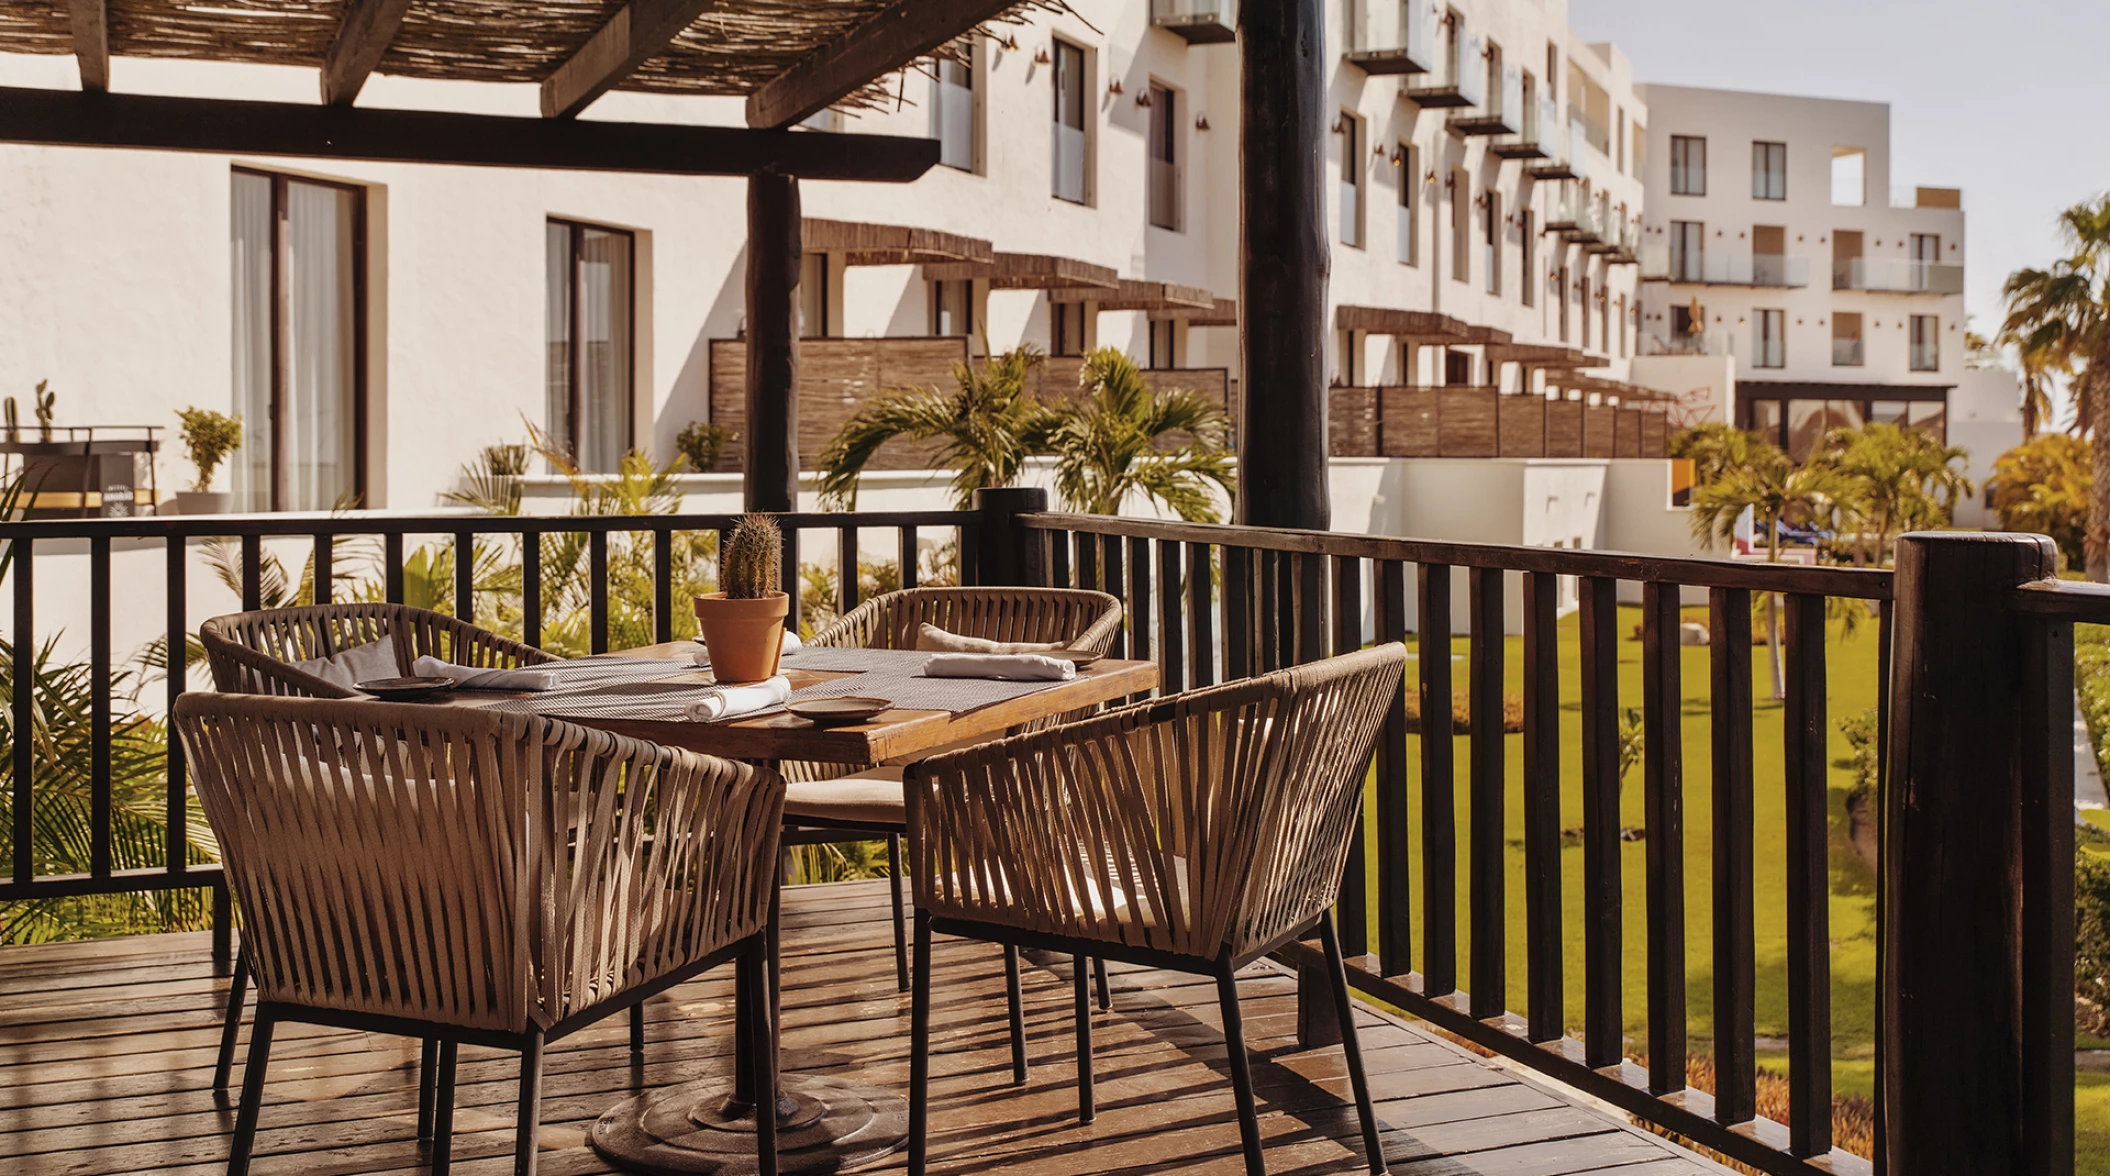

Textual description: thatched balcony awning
[1147,297,1238,326]
[1097,280,1217,313]
[1334,306,1514,346]
[923,252,1119,297]
[803,219,994,267]
[1484,343,1602,370]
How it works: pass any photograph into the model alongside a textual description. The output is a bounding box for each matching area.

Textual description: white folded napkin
[693,629,801,667]
[684,676,792,721]
[921,653,1076,682]
[409,656,558,692]
[913,623,1065,655]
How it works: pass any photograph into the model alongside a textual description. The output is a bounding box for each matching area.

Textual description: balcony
[1835,336,1867,365]
[1831,257,1966,294]
[1544,193,1602,243]
[1642,248,1812,288]
[1912,341,1941,371]
[1523,115,1584,180]
[1491,95,1560,160]
[1567,104,1610,156]
[1645,329,1737,357]
[1448,62,1523,136]
[1402,29,1483,109]
[1341,0,1437,75]
[1150,0,1235,44]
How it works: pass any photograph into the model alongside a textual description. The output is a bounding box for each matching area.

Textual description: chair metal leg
[1003,945,1027,1084]
[1093,955,1111,1012]
[514,1028,544,1176]
[630,1002,646,1056]
[1320,912,1387,1174]
[433,1040,459,1176]
[888,835,910,992]
[417,1038,439,1141]
[227,1010,274,1176]
[1073,955,1094,1124]
[744,936,779,1176]
[212,950,250,1093]
[908,913,933,1176]
[1216,959,1266,1176]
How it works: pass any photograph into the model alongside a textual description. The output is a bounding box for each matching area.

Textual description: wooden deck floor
[0,880,1726,1176]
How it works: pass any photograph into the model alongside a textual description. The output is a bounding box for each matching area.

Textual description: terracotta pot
[693,591,789,683]
[171,491,230,515]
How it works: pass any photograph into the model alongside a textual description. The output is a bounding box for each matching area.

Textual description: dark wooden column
[744,168,801,512]
[1234,0,1329,531]
[1882,531,2071,1176]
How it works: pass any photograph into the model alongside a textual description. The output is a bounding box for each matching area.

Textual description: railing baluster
[1296,552,1323,665]
[1256,550,1279,671]
[1223,545,1252,681]
[384,532,404,604]
[1044,526,1066,590]
[838,526,860,619]
[1334,555,1368,958]
[455,531,476,625]
[240,534,261,611]
[1578,575,1622,1068]
[1102,536,1126,657]
[958,522,980,587]
[311,533,332,605]
[1641,581,1686,1091]
[1417,562,1456,998]
[9,538,28,884]
[522,531,542,650]
[780,527,800,633]
[1710,586,1758,1126]
[1467,566,1505,1019]
[90,536,110,878]
[1782,593,1832,1156]
[1186,543,1214,688]
[1076,530,1098,596]
[165,536,186,874]
[587,529,609,652]
[1522,570,1563,1041]
[1127,536,1151,665]
[900,525,921,590]
[653,527,675,644]
[1157,539,1184,694]
[1374,559,1410,977]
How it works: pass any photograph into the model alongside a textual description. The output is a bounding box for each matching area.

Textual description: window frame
[1752,140,1787,200]
[930,278,976,339]
[1147,81,1181,231]
[1755,308,1786,369]
[1338,110,1365,249]
[1395,142,1418,266]
[1519,208,1535,306]
[929,42,979,173]
[1051,39,1091,206]
[546,217,638,473]
[1483,189,1501,296]
[1051,299,1088,357]
[1670,135,1707,196]
[1910,314,1940,372]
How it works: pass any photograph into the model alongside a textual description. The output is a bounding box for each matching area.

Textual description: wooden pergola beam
[746,0,1017,129]
[0,86,940,182]
[541,0,723,119]
[66,0,107,93]
[319,0,413,106]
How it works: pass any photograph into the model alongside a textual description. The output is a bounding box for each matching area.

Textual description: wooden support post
[744,168,800,513]
[1882,531,2070,1176]
[1233,0,1329,532]
[972,487,1048,587]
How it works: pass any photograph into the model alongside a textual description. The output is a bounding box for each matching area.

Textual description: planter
[172,491,231,516]
[0,427,161,518]
[693,591,789,683]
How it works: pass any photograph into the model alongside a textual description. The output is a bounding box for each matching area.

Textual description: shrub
[174,407,242,492]
[1402,687,1523,734]
[675,421,735,473]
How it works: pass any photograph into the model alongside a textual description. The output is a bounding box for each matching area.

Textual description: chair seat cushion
[783,768,906,828]
[289,637,400,690]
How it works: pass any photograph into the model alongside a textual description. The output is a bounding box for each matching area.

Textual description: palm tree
[1690,452,1850,700]
[1813,422,1974,566]
[2001,195,2110,579]
[2000,321,2065,441]
[818,344,1056,511]
[1040,348,1236,521]
[1668,421,1773,490]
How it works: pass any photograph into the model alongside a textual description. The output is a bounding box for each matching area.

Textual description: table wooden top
[442,642,1158,764]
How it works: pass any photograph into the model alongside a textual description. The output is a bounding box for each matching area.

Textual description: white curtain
[229,172,273,511]
[282,181,358,511]
[545,221,573,466]
[578,228,632,472]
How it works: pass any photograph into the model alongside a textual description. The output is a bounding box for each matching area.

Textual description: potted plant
[173,407,242,515]
[694,513,789,682]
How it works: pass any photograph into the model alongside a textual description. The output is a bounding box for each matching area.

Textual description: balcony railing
[1341,0,1437,75]
[1546,194,1603,242]
[1642,248,1811,288]
[1052,122,1086,204]
[1492,94,1560,161]
[1148,157,1181,231]
[1911,342,1941,371]
[1150,0,1235,43]
[1568,104,1610,155]
[1831,257,1965,294]
[1644,330,1737,357]
[1834,336,1866,366]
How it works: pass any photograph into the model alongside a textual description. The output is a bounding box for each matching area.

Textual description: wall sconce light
[1108,78,1125,96]
[1875,239,1883,247]
[1374,142,1387,157]
[1331,113,1350,133]
[1033,46,1051,64]
[1426,168,1439,184]
[999,34,1018,51]
[1135,89,1152,107]
[1195,113,1211,131]
[1389,143,1407,164]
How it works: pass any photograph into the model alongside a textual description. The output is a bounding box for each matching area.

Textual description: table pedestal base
[591,1073,907,1175]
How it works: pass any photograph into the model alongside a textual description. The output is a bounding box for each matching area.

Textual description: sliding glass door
[546,220,635,472]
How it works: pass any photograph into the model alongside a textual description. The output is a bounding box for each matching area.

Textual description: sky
[1569,0,2110,338]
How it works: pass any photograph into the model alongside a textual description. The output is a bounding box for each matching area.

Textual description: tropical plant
[1617,707,1644,788]
[818,344,1056,510]
[1989,433,2093,571]
[1811,422,1974,566]
[1690,450,1850,700]
[675,421,736,474]
[174,407,243,492]
[1669,421,1775,490]
[2001,195,2110,579]
[1999,321,2064,441]
[1039,348,1236,521]
[442,442,528,515]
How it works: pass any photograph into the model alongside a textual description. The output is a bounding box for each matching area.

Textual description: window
[1752,140,1786,200]
[1670,135,1706,195]
[1669,220,1704,282]
[1483,189,1501,295]
[1052,300,1087,356]
[1147,83,1180,230]
[1579,275,1592,350]
[1755,308,1785,368]
[1832,146,1866,206]
[1598,281,1609,349]
[1051,40,1088,204]
[1632,122,1647,177]
[1520,209,1535,306]
[799,251,832,337]
[1338,111,1363,248]
[231,169,365,510]
[1556,265,1569,342]
[931,49,975,171]
[545,219,635,473]
[1833,311,1864,366]
[1451,170,1470,281]
[1832,229,1864,289]
[1912,233,1941,291]
[1337,330,1362,386]
[931,279,974,337]
[1394,142,1418,265]
[1147,319,1177,369]
[1618,294,1629,358]
[1911,315,1940,371]
[1616,108,1625,173]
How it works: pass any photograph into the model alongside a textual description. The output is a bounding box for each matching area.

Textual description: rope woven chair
[902,644,1407,1176]
[173,693,784,1176]
[199,603,559,1096]
[784,586,1122,1000]
[201,602,554,698]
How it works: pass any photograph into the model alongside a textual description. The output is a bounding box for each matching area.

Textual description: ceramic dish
[785,697,891,727]
[356,676,459,702]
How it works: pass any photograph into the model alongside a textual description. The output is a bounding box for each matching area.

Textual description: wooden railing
[1330,385,1670,460]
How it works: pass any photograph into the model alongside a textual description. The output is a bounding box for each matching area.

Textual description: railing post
[1883,531,2070,1176]
[971,488,1048,588]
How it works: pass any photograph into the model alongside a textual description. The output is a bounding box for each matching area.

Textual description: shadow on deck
[0,880,1727,1176]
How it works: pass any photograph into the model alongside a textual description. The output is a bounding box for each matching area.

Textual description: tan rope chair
[199,603,559,1097]
[173,693,784,1176]
[784,587,1122,1003]
[902,644,1407,1176]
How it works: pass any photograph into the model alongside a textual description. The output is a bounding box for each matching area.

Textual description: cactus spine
[721,513,782,599]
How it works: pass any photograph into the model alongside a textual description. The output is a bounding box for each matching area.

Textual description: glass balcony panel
[1151,0,1237,41]
[1645,330,1736,357]
[934,78,973,171]
[1052,123,1086,204]
[1832,257,1965,293]
[1149,158,1181,230]
[1833,337,1865,366]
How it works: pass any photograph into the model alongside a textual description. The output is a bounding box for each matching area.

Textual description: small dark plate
[1046,649,1103,667]
[356,676,458,702]
[786,697,891,727]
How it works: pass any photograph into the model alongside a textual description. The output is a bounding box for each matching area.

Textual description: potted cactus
[693,514,790,682]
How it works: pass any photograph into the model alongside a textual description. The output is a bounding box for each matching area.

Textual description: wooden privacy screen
[1337,389,1665,460]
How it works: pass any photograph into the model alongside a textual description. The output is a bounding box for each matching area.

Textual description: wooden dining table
[441,640,1160,1176]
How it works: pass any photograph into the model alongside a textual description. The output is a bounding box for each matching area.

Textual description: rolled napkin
[694,629,802,667]
[913,623,1064,655]
[683,675,792,721]
[409,656,558,692]
[921,653,1076,682]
